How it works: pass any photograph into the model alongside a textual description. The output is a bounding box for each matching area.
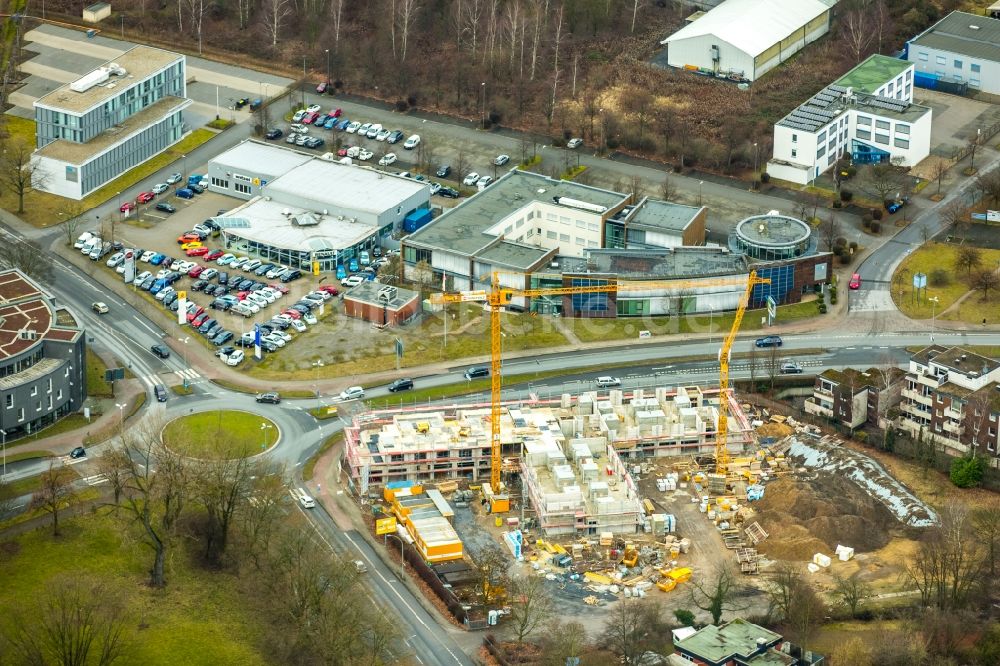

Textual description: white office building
[767,55,932,185]
[659,0,835,82]
[907,11,1000,95]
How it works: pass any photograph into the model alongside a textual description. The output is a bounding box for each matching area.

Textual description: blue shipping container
[403,208,433,233]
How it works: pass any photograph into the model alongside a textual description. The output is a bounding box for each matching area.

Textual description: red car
[187,307,205,323]
[849,273,861,290]
[120,202,135,213]
[191,312,209,327]
[205,249,224,261]
[237,291,250,300]
[188,265,205,277]
[282,309,302,320]
[330,108,342,118]
[337,147,349,157]
[316,81,329,94]
[137,191,155,204]
[186,247,209,257]
[318,284,340,296]
[269,283,289,294]
[302,112,319,125]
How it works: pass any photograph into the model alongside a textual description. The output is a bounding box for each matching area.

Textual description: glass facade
[78,110,185,196]
[751,264,795,306]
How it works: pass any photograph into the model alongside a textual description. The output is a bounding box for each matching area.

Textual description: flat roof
[558,247,747,280]
[620,198,702,233]
[834,54,912,94]
[911,11,1000,63]
[0,270,80,360]
[263,160,429,216]
[928,346,1000,376]
[223,198,378,253]
[211,140,313,176]
[818,367,873,389]
[406,169,628,259]
[676,619,781,663]
[343,282,420,309]
[35,96,190,165]
[736,214,811,247]
[35,45,182,114]
[778,83,930,134]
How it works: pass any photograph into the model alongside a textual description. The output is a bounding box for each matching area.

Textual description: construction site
[345,270,944,634]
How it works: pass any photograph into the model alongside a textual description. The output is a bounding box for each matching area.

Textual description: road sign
[766,295,776,319]
[913,272,927,289]
[375,516,397,535]
[395,338,404,357]
[988,210,999,222]
[104,367,125,382]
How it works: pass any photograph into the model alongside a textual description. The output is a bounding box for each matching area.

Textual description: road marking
[83,474,108,485]
[132,316,159,336]
[174,369,201,380]
[141,374,158,390]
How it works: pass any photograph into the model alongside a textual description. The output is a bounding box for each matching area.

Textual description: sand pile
[752,474,899,560]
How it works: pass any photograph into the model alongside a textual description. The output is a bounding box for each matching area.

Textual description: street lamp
[302,56,307,107]
[178,336,190,389]
[115,402,126,437]
[929,296,939,341]
[480,82,486,130]
[698,181,704,207]
[752,142,759,191]
[1,428,6,481]
[260,422,274,451]
[312,359,324,398]
[325,49,330,86]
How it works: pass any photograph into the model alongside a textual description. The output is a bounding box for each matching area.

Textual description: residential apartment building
[805,367,904,430]
[0,270,86,441]
[907,11,1000,95]
[898,346,1000,459]
[32,46,191,199]
[767,55,931,186]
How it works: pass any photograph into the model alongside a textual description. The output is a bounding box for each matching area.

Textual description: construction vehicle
[432,271,767,513]
[621,544,639,568]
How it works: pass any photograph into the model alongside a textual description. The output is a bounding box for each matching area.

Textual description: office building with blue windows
[31,46,190,200]
[767,54,932,186]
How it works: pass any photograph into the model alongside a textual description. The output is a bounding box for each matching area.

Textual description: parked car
[755,335,783,348]
[493,154,510,166]
[342,275,364,288]
[567,137,583,149]
[379,153,398,166]
[265,128,283,140]
[175,188,194,199]
[155,202,176,214]
[463,172,481,186]
[166,172,183,184]
[306,103,322,113]
[387,130,404,144]
[477,176,493,188]
[137,191,155,203]
[438,187,460,198]
[436,165,451,178]
[366,123,383,139]
[119,201,135,213]
[403,134,420,149]
[375,127,392,142]
[388,378,414,393]
[152,183,169,194]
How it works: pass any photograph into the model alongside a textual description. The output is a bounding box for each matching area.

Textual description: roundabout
[162,410,279,459]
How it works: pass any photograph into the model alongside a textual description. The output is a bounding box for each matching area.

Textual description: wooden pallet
[743,521,769,545]
[735,547,759,574]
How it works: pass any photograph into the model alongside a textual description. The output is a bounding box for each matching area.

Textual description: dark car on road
[155,385,168,402]
[150,344,171,359]
[438,187,460,199]
[755,335,783,348]
[388,378,414,392]
[780,362,803,374]
[256,392,281,404]
[265,128,284,140]
[70,446,86,459]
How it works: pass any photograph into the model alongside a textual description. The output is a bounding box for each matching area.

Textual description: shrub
[950,455,984,488]
[849,241,858,251]
[929,268,950,286]
[856,431,868,443]
[674,609,696,626]
[835,236,848,249]
[606,137,620,150]
[833,200,842,208]
[407,95,418,107]
[870,221,881,234]
[818,303,828,313]
[831,294,838,304]
[552,137,566,147]
[839,252,854,266]
[840,189,853,202]
[489,111,501,125]
[846,166,857,177]
[394,99,408,112]
[862,213,873,228]
[761,172,770,183]
[872,208,883,220]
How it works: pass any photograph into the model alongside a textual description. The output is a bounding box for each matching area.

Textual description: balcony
[943,420,965,436]
[944,407,964,421]
[804,397,833,419]
[914,371,945,389]
[901,388,933,407]
[900,401,931,419]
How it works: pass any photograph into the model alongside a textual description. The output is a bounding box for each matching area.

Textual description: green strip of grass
[85,348,113,399]
[303,431,343,481]
[0,450,53,465]
[209,377,316,399]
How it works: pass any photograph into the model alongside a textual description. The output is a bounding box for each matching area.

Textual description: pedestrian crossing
[136,369,202,390]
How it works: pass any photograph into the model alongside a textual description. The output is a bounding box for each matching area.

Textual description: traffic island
[162,410,278,459]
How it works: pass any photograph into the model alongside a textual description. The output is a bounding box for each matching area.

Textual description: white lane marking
[132,316,159,336]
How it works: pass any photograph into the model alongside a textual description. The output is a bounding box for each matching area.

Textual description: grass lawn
[892,241,1000,322]
[303,431,343,481]
[0,513,269,665]
[19,413,93,442]
[163,411,277,459]
[249,304,569,381]
[570,298,823,343]
[209,378,316,399]
[1,117,215,228]
[86,348,113,399]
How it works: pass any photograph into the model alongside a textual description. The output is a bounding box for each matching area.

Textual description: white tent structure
[660,0,835,82]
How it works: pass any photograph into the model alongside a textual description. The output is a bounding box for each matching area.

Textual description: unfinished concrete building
[343,385,753,499]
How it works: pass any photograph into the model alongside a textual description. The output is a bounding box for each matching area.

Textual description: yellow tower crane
[432,270,768,513]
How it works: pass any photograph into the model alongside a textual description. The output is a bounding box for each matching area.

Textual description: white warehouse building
[660,0,835,82]
[906,11,1000,95]
[767,55,932,186]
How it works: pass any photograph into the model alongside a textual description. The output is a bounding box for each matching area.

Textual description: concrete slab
[916,88,1000,158]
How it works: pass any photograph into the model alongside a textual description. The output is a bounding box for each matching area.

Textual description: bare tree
[508,575,554,643]
[840,3,874,63]
[817,215,841,252]
[193,444,257,565]
[970,268,999,300]
[941,200,968,233]
[977,167,1000,208]
[767,563,825,651]
[473,548,510,606]
[331,0,345,47]
[867,158,907,204]
[538,619,587,666]
[239,466,289,570]
[830,635,873,666]
[661,174,676,200]
[6,574,128,665]
[0,137,46,214]
[973,499,1000,580]
[110,423,188,588]
[687,563,749,625]
[0,237,55,283]
[261,0,292,47]
[32,461,77,536]
[932,160,949,197]
[904,503,985,610]
[629,174,646,200]
[236,0,254,29]
[955,246,982,276]
[833,573,872,617]
[455,150,470,185]
[394,0,421,63]
[96,446,132,506]
[601,598,668,666]
[969,131,982,172]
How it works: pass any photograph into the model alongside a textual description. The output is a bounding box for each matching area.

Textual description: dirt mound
[752,474,899,560]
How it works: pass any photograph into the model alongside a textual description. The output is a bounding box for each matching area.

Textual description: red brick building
[343,282,420,326]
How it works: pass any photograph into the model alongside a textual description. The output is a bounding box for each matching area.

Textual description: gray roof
[778,83,930,134]
[558,247,747,280]
[263,160,429,216]
[221,198,378,253]
[343,282,420,309]
[619,198,702,233]
[910,11,1000,63]
[211,140,312,176]
[405,170,629,266]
